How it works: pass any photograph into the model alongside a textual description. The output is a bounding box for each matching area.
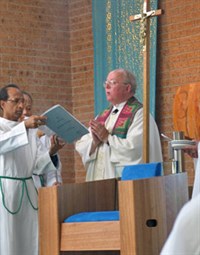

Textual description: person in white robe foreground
[0,84,57,255]
[20,90,65,188]
[160,141,200,254]
[76,68,163,181]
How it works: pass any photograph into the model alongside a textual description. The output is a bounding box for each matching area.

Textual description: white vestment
[76,105,163,181]
[32,134,62,189]
[0,117,57,255]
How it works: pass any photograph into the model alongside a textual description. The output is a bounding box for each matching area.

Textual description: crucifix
[129,1,163,163]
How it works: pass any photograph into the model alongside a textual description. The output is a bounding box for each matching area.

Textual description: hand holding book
[39,104,89,143]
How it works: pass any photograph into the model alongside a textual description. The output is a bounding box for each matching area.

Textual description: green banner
[92,0,158,117]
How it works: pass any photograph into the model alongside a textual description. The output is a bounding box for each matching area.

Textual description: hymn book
[39,104,89,143]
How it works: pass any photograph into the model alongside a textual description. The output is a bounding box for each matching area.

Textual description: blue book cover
[40,104,89,143]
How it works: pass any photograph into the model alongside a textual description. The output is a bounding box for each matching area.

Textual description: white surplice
[0,117,57,255]
[76,106,163,181]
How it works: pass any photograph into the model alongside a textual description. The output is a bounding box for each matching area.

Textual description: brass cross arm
[129,9,163,22]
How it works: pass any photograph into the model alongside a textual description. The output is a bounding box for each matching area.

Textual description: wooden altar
[39,173,188,255]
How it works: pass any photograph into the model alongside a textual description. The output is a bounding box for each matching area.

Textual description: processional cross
[129,1,163,163]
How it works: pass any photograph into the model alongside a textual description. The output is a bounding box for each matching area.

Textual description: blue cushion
[64,162,162,223]
[121,162,163,181]
[64,211,120,223]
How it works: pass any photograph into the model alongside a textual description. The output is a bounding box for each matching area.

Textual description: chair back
[121,162,163,181]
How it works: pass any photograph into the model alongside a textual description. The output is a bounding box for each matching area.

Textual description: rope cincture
[0,176,38,215]
[33,173,45,187]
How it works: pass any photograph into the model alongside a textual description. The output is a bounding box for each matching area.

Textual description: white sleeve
[75,129,98,165]
[40,135,63,186]
[33,135,57,175]
[0,122,28,154]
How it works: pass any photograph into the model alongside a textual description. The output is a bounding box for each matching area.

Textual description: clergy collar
[112,101,127,113]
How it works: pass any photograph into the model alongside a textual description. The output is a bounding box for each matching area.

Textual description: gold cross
[130,3,162,51]
[130,1,163,163]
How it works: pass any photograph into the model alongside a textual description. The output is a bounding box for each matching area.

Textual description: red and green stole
[96,97,143,138]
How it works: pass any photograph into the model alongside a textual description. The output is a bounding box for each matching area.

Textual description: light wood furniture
[173,82,200,140]
[39,173,189,255]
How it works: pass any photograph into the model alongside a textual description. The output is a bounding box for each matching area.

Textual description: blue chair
[65,162,163,223]
[39,163,189,255]
[121,162,163,181]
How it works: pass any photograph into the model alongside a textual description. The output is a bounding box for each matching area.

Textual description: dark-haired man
[0,84,57,255]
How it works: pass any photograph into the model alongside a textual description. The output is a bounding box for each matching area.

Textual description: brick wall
[157,0,200,185]
[0,0,75,182]
[65,0,200,185]
[68,0,94,183]
[0,0,199,185]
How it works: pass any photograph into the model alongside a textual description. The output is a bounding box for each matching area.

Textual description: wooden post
[130,1,163,163]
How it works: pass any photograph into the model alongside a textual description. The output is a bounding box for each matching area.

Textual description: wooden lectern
[39,173,188,255]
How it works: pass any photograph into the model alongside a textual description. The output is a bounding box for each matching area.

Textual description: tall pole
[142,0,150,162]
[130,1,163,163]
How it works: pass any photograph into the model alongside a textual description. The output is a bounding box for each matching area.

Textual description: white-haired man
[76,68,163,181]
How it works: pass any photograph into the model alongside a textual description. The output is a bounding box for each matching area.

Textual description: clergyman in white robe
[0,118,57,255]
[76,103,163,181]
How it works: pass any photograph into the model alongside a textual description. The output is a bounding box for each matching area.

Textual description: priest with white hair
[76,68,163,181]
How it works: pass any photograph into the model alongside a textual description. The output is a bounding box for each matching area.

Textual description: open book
[39,104,89,143]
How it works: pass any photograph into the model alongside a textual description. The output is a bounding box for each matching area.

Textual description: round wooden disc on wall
[173,82,200,140]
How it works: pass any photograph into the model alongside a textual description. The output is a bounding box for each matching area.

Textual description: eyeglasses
[103,80,128,88]
[6,98,25,105]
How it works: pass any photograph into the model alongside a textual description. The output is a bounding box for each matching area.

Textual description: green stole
[96,97,143,138]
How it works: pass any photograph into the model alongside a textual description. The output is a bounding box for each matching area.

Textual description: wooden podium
[39,173,189,255]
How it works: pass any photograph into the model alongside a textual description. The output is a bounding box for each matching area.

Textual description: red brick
[0,0,199,185]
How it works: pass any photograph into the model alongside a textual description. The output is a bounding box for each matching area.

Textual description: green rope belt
[0,176,38,215]
[33,173,45,187]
